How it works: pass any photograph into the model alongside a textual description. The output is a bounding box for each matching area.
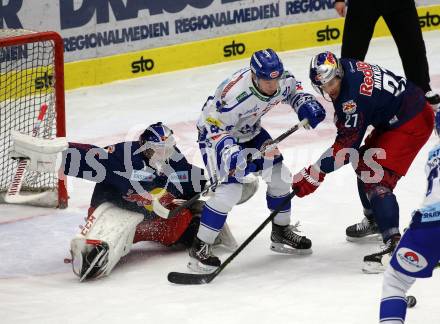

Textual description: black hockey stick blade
[167,191,296,285]
[167,270,217,285]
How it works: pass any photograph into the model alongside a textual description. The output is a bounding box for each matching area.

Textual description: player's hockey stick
[4,104,48,204]
[167,190,296,284]
[155,119,309,219]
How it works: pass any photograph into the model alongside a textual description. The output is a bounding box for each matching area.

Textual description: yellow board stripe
[0,66,54,101]
[60,4,439,90]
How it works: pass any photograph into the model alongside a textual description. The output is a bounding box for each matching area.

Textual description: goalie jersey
[63,141,206,219]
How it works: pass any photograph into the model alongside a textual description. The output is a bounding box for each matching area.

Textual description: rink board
[64,5,440,90]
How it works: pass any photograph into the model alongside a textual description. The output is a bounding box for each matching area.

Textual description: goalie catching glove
[292,165,326,197]
[9,130,68,173]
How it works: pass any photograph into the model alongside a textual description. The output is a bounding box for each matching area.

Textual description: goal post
[0,30,68,208]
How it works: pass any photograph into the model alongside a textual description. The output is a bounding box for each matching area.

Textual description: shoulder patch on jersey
[236,91,249,102]
[206,117,223,128]
[169,171,189,183]
[221,74,243,100]
[295,81,303,91]
[396,247,428,273]
[342,100,357,114]
[130,170,155,182]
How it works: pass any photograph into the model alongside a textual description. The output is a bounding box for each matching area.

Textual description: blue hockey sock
[370,190,400,241]
[358,179,373,220]
[266,193,291,226]
[379,296,407,323]
[198,203,228,244]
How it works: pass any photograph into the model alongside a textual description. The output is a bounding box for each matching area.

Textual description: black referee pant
[341,0,431,93]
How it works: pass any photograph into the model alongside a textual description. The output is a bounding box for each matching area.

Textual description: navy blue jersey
[62,141,206,219]
[319,58,426,173]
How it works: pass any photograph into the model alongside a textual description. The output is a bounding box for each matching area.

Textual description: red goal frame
[0,31,68,208]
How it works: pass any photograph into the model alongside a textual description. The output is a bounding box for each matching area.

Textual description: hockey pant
[379,219,440,323]
[356,103,434,241]
[87,203,194,247]
[198,129,292,243]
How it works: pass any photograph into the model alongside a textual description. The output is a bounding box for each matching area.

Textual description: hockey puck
[406,295,417,308]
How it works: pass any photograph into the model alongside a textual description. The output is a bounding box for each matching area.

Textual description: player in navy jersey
[291,51,434,272]
[379,111,440,323]
[10,122,251,281]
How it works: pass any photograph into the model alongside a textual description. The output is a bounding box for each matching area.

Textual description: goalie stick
[155,119,309,219]
[4,104,49,204]
[167,190,296,284]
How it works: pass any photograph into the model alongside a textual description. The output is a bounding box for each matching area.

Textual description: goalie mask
[139,122,176,167]
[309,51,344,98]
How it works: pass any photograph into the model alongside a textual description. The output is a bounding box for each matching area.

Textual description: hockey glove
[292,165,326,198]
[297,100,326,129]
[227,149,257,177]
[220,139,256,178]
[261,139,281,160]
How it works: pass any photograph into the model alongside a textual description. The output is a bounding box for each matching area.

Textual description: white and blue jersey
[389,142,440,278]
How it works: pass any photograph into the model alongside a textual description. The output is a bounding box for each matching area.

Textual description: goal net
[0,29,67,208]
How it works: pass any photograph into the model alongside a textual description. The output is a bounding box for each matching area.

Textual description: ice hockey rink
[1,31,440,324]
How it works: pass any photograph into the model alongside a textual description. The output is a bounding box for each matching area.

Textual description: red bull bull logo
[342,100,357,114]
[123,190,153,207]
[324,52,337,66]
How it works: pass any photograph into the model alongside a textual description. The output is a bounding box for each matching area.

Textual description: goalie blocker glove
[10,130,68,173]
[292,165,326,198]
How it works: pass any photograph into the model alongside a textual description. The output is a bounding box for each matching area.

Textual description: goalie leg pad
[237,174,259,205]
[10,130,68,173]
[70,202,144,281]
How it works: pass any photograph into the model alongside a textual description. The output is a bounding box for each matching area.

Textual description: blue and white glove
[297,100,326,129]
[217,136,256,179]
[222,145,256,178]
[291,93,326,129]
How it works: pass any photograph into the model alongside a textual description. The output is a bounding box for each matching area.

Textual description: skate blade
[270,243,313,255]
[346,234,382,243]
[187,258,218,274]
[361,261,385,274]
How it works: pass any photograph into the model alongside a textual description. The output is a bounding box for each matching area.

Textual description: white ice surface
[1,32,440,324]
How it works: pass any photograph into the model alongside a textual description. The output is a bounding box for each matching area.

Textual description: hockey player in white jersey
[189,49,326,272]
[379,111,440,323]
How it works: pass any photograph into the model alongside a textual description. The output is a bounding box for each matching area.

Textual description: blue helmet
[309,51,344,89]
[140,122,174,144]
[250,49,284,80]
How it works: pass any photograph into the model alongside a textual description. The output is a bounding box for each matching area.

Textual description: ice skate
[270,222,312,255]
[362,234,401,274]
[188,237,221,273]
[346,216,381,242]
